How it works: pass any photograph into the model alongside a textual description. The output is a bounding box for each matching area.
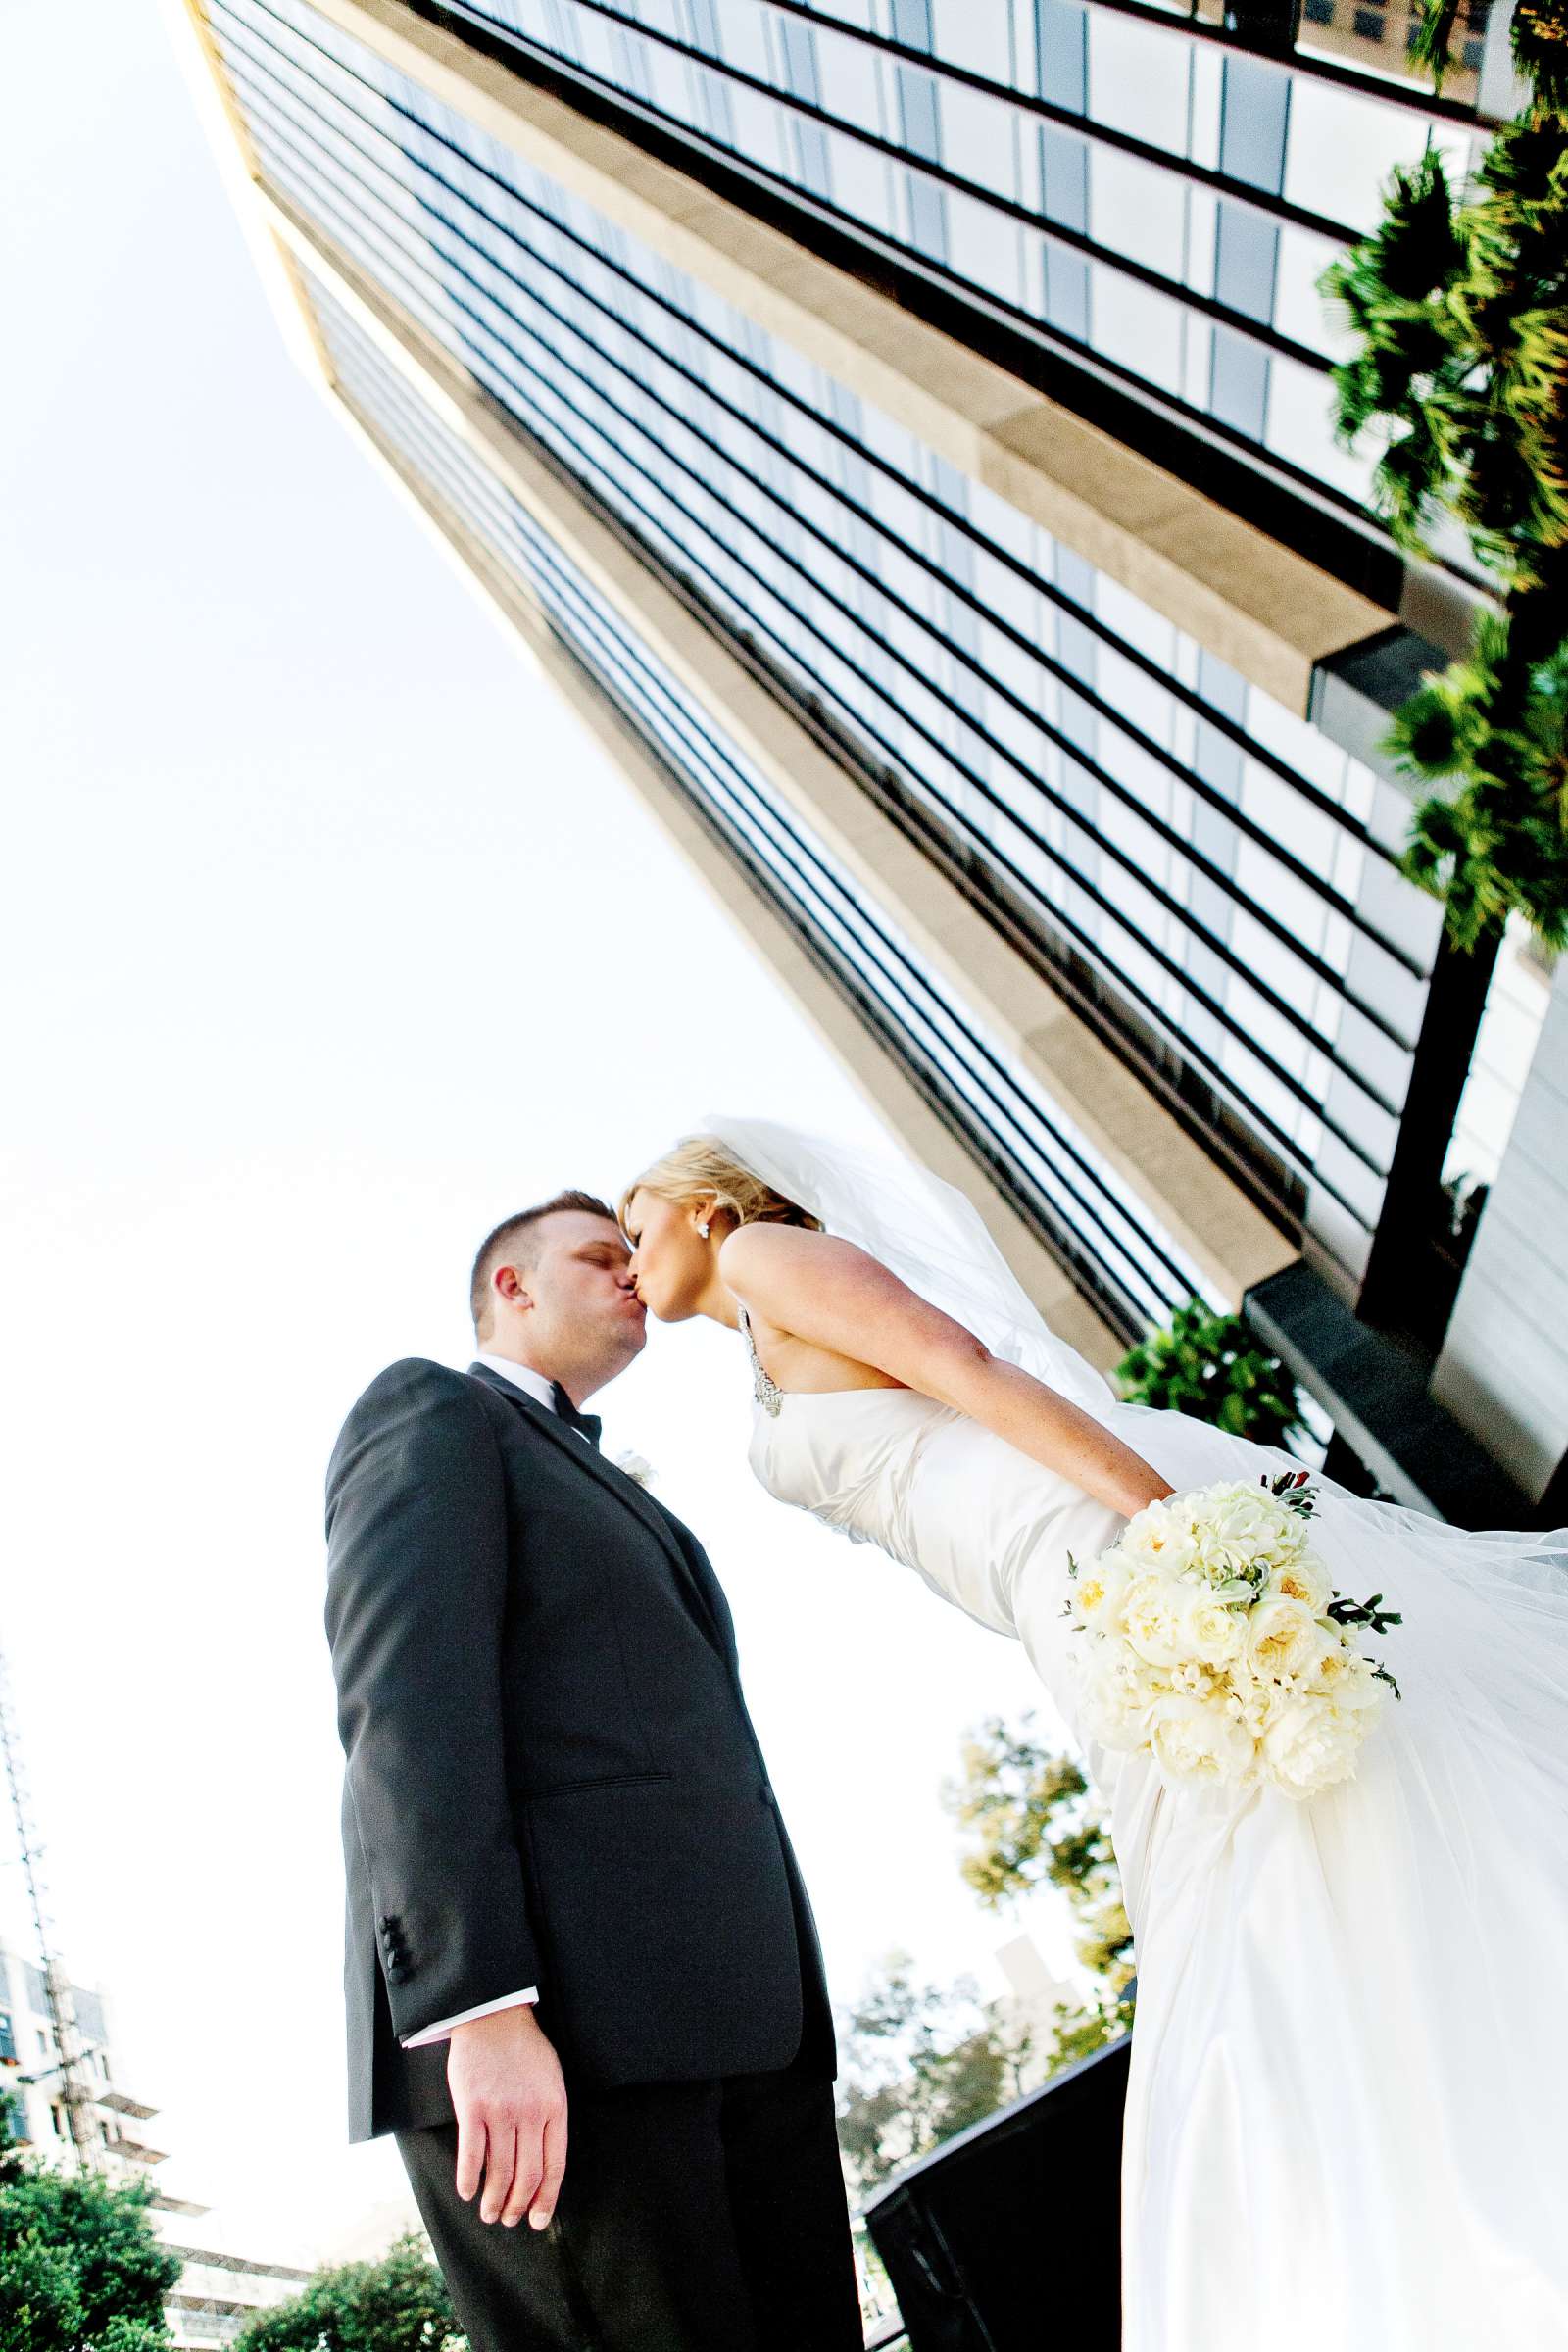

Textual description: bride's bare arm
[720,1226,1172,1519]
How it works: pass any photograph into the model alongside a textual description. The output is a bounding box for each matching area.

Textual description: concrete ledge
[1306,625,1448,789]
[1245,1258,1533,1527]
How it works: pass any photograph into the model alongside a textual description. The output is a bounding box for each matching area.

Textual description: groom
[323,1191,862,2351]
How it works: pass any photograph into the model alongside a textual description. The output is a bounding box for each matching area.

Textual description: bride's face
[623,1187,711,1322]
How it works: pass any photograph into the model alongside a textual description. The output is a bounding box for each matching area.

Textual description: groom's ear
[493,1263,534,1314]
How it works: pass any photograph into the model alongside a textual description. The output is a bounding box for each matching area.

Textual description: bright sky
[0,0,1071,2264]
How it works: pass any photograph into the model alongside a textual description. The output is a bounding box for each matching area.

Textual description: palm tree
[1320,0,1568,949]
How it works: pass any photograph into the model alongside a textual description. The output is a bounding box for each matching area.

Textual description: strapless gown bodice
[750,1384,1125,1661]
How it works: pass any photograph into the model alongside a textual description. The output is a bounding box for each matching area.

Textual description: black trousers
[397,2050,862,2352]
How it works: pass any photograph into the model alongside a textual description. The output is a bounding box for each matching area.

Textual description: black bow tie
[550,1382,603,1448]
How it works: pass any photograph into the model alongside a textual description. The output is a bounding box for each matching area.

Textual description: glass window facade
[208,0,1457,1289]
[207,0,1446,1293]
[389,0,1490,507]
[308,272,1207,1335]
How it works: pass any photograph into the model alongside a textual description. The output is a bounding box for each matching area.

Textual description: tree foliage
[837,1719,1143,2195]
[946,1714,1134,1994]
[834,1960,1030,2195]
[232,2236,462,2352]
[1390,617,1568,946]
[1116,1300,1301,1447]
[0,2131,179,2352]
[1320,1,1568,949]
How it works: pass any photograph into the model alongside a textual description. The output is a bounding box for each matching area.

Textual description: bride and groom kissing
[325,1119,1568,2352]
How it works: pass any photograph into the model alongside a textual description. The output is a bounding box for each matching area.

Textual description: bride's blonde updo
[618,1136,822,1237]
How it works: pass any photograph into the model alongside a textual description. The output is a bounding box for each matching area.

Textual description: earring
[697,1219,711,1240]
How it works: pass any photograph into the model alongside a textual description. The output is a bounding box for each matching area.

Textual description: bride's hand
[720,1225,1172,1520]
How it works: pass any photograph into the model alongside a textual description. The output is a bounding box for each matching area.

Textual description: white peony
[1300,1634,1384,1712]
[1073,1554,1134,1631]
[1118,1497,1200,1579]
[1246,1594,1323,1683]
[1120,1574,1191,1669]
[1262,1697,1369,1797]
[1147,1692,1257,1788]
[1201,1485,1304,1579]
[1079,1642,1167,1751]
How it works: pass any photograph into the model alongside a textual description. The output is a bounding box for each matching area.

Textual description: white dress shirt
[399,1353,570,2048]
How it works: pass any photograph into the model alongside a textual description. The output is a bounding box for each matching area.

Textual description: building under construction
[0,1950,311,2348]
[0,1652,311,2346]
[0,1942,165,2178]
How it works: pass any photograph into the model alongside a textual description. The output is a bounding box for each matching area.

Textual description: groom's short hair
[469,1191,619,1336]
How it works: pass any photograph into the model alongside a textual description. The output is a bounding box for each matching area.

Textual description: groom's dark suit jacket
[324,1357,833,2143]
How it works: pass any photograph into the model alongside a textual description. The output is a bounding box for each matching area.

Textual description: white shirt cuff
[400,1988,539,2048]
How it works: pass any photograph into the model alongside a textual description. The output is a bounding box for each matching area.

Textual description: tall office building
[178,0,1564,1520]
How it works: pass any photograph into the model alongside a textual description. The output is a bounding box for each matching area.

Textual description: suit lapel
[645,1499,738,1668]
[467,1364,732,1657]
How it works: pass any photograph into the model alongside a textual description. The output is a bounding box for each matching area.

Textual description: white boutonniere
[613,1449,655,1488]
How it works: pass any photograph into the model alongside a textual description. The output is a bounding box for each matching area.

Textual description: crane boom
[0,1645,99,2164]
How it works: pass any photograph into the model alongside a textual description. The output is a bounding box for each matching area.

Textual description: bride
[617,1116,1568,2352]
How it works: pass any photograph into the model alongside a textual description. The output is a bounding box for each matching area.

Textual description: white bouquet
[1066,1472,1401,1799]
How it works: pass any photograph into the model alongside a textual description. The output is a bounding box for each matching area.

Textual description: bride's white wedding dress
[739,1308,1568,2350]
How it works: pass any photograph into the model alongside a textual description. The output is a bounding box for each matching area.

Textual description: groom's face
[514,1211,648,1386]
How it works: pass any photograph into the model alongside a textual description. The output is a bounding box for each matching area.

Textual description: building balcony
[98,2086,159,2121]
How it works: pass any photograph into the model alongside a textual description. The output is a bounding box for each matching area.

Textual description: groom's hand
[448,2006,568,2230]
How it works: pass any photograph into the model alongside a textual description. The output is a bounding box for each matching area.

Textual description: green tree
[1045,1997,1129,2074]
[1320,0,1568,949]
[0,2127,180,2352]
[837,1721,1142,2193]
[946,1714,1135,1997]
[232,2236,462,2352]
[834,1959,1029,2195]
[1115,1300,1301,1446]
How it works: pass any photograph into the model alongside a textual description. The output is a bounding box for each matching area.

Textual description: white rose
[1073,1555,1133,1631]
[612,1449,655,1487]
[1178,1586,1248,1668]
[1120,1573,1189,1669]
[1262,1697,1368,1798]
[1262,1550,1332,1613]
[1246,1594,1322,1683]
[1147,1692,1256,1788]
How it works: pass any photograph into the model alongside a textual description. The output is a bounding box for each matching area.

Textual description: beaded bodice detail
[737,1302,783,1418]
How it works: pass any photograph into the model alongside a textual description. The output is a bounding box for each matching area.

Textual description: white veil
[702,1110,1115,1413]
